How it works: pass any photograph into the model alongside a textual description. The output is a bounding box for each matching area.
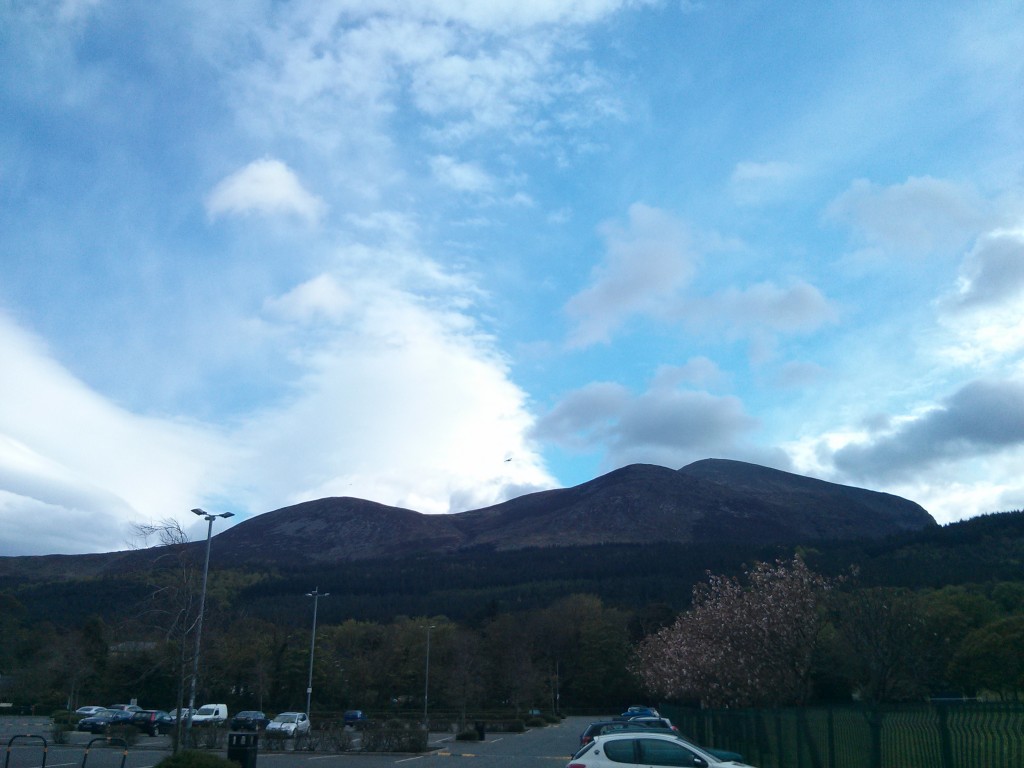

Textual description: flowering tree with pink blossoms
[634,556,837,708]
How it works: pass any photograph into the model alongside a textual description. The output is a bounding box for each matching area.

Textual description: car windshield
[197,707,216,715]
[275,714,299,722]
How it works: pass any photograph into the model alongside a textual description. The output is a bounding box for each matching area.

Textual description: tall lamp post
[423,624,435,729]
[305,587,328,719]
[185,507,234,744]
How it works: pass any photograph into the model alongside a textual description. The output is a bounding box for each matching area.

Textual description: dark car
[131,709,174,736]
[343,710,368,726]
[625,716,676,731]
[231,711,270,731]
[618,705,659,719]
[105,708,142,724]
[78,709,125,734]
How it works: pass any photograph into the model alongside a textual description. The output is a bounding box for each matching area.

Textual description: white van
[192,703,228,725]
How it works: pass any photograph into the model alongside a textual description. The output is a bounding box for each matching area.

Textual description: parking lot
[0,716,589,768]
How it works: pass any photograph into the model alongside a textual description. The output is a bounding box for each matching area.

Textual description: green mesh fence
[661,701,1024,768]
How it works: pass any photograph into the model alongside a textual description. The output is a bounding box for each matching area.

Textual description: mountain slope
[0,459,938,575]
[213,459,936,564]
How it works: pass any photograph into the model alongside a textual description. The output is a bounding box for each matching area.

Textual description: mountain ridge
[0,459,937,577]
[210,458,936,565]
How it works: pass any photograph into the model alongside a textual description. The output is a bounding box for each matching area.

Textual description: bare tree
[131,519,202,752]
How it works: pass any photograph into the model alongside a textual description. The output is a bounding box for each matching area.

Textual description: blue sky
[2,0,1023,556]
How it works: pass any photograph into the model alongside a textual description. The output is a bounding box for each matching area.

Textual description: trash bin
[228,732,259,768]
[475,721,486,740]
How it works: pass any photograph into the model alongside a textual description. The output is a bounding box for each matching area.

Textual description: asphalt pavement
[0,716,591,768]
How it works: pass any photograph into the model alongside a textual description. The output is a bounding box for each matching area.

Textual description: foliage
[948,616,1024,699]
[634,556,837,707]
[3,511,1024,712]
[829,587,937,703]
[360,720,428,752]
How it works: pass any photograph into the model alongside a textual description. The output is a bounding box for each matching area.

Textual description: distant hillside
[0,458,936,580]
[211,459,934,565]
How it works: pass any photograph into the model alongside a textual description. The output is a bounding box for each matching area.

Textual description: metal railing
[662,701,1024,768]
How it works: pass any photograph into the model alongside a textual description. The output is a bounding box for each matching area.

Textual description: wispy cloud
[566,204,696,347]
[826,176,991,255]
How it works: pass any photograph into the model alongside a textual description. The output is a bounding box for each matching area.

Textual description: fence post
[826,707,836,768]
[866,706,883,768]
[935,702,954,768]
[775,709,785,768]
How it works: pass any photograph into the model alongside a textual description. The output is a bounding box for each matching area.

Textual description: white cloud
[826,176,991,255]
[830,378,1024,482]
[235,268,556,516]
[944,227,1024,310]
[430,155,495,193]
[534,374,773,473]
[680,281,838,336]
[263,274,355,324]
[206,158,326,223]
[0,313,235,555]
[566,205,837,353]
[0,199,564,555]
[566,203,696,347]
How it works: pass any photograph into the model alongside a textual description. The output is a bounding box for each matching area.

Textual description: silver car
[568,732,754,768]
[265,712,311,738]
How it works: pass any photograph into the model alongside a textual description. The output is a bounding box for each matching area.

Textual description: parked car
[77,709,127,734]
[625,716,677,731]
[192,703,229,726]
[579,720,676,747]
[130,709,174,736]
[578,721,743,763]
[75,705,105,716]
[619,705,660,719]
[265,712,311,739]
[567,732,754,768]
[108,704,143,714]
[168,707,197,721]
[343,710,368,726]
[230,710,270,731]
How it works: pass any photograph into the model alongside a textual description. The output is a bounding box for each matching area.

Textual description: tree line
[2,513,1023,715]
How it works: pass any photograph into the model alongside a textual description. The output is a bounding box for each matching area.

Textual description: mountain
[0,459,936,580]
[210,459,936,566]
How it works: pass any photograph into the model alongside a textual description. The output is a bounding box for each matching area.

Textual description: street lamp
[423,624,435,729]
[185,507,234,744]
[305,587,329,719]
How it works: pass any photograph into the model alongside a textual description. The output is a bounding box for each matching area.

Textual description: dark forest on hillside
[1,511,1022,715]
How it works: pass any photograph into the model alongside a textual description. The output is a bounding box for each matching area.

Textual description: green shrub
[51,721,72,744]
[155,751,239,768]
[524,716,547,728]
[455,729,481,741]
[361,720,428,752]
